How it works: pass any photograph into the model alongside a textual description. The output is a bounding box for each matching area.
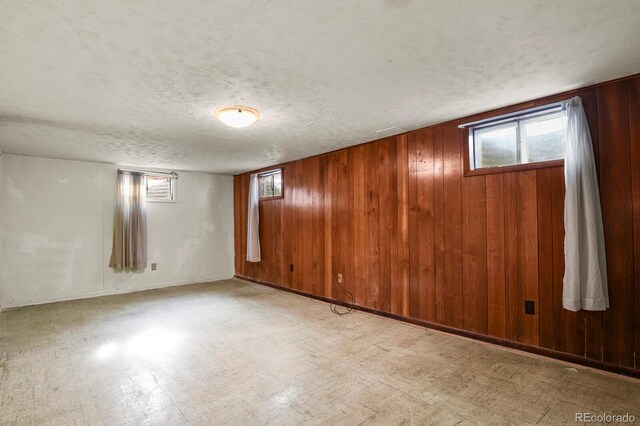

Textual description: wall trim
[236,275,640,379]
[0,274,234,310]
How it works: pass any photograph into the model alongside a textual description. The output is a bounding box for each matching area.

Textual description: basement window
[146,175,176,202]
[258,169,283,201]
[467,105,565,172]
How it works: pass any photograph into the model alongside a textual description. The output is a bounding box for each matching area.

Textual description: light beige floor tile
[0,278,638,425]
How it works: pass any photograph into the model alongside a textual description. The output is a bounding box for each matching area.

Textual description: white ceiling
[1,1,639,174]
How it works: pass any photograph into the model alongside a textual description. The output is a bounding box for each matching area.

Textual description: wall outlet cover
[524,300,535,315]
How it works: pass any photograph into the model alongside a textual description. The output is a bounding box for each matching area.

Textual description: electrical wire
[330,277,354,316]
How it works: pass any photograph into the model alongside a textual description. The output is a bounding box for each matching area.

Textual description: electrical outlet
[337,273,343,284]
[524,300,535,315]
[151,263,157,271]
[290,264,294,272]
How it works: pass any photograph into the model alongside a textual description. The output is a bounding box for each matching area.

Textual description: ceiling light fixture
[214,105,260,128]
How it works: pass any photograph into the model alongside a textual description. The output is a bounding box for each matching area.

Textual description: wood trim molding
[464,159,565,177]
[235,275,640,379]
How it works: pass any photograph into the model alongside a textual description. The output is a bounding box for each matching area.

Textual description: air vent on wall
[375,127,405,138]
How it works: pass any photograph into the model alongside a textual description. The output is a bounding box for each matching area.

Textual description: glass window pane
[272,172,282,197]
[474,123,518,168]
[258,169,282,199]
[522,114,564,163]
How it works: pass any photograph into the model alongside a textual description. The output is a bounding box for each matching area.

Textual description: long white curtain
[247,173,261,262]
[109,171,147,270]
[563,96,608,311]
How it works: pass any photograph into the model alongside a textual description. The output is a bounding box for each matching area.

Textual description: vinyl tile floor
[1,278,638,425]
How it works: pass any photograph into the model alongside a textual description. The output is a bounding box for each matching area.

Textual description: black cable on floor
[330,277,354,316]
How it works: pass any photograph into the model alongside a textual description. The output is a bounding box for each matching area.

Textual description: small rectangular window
[258,169,283,200]
[146,175,176,202]
[469,106,565,171]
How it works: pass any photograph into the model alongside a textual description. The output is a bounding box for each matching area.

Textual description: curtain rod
[118,168,178,179]
[457,99,569,129]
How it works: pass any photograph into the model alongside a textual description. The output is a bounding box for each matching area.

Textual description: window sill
[259,195,284,202]
[464,159,564,177]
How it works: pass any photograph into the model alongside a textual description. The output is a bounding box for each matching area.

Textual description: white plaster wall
[0,154,234,308]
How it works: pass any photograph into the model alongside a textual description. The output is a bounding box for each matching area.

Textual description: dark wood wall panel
[629,78,640,370]
[485,173,506,339]
[597,82,635,368]
[234,74,640,373]
[537,168,554,350]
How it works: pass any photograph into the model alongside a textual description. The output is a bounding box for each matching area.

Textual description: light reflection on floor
[1,278,638,424]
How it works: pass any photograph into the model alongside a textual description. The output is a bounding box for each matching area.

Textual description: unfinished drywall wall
[0,154,234,308]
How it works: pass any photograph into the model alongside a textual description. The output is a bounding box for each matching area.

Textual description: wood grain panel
[416,129,436,321]
[486,173,506,338]
[407,132,420,318]
[442,124,463,328]
[395,135,410,317]
[627,77,640,369]
[462,172,487,334]
[551,166,585,357]
[433,128,446,325]
[537,168,554,349]
[378,140,392,312]
[352,145,367,306]
[366,142,381,308]
[598,81,635,368]
[503,172,519,342]
[516,170,539,346]
[234,73,640,375]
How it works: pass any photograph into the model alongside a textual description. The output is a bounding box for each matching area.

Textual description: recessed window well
[465,104,566,172]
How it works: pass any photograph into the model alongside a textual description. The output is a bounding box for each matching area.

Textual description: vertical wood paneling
[366,143,381,308]
[462,172,487,334]
[378,140,392,312]
[442,124,463,328]
[408,132,420,318]
[396,135,410,317]
[416,129,436,321]
[598,82,635,368]
[233,175,245,277]
[486,174,506,338]
[627,77,640,368]
[389,138,400,314]
[503,172,519,342]
[551,166,585,357]
[323,158,334,298]
[433,128,446,325]
[516,170,539,346]
[352,146,367,305]
[537,168,554,349]
[234,75,640,374]
[332,150,353,300]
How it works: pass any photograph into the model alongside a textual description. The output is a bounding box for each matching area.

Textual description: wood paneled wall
[234,74,640,373]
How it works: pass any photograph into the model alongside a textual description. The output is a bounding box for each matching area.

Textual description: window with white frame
[468,105,565,171]
[258,169,283,200]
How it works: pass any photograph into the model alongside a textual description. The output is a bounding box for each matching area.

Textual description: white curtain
[247,173,261,262]
[563,96,608,311]
[109,171,147,270]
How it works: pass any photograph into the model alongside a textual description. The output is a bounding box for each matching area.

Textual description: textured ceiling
[1,1,639,174]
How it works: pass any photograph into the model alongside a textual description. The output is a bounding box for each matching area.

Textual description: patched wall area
[0,154,234,308]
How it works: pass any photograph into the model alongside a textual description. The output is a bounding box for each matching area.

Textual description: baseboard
[235,275,640,380]
[0,274,234,310]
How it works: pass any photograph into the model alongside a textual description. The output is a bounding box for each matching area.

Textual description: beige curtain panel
[109,171,148,270]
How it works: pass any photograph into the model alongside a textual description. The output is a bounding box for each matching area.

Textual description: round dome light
[214,106,260,128]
